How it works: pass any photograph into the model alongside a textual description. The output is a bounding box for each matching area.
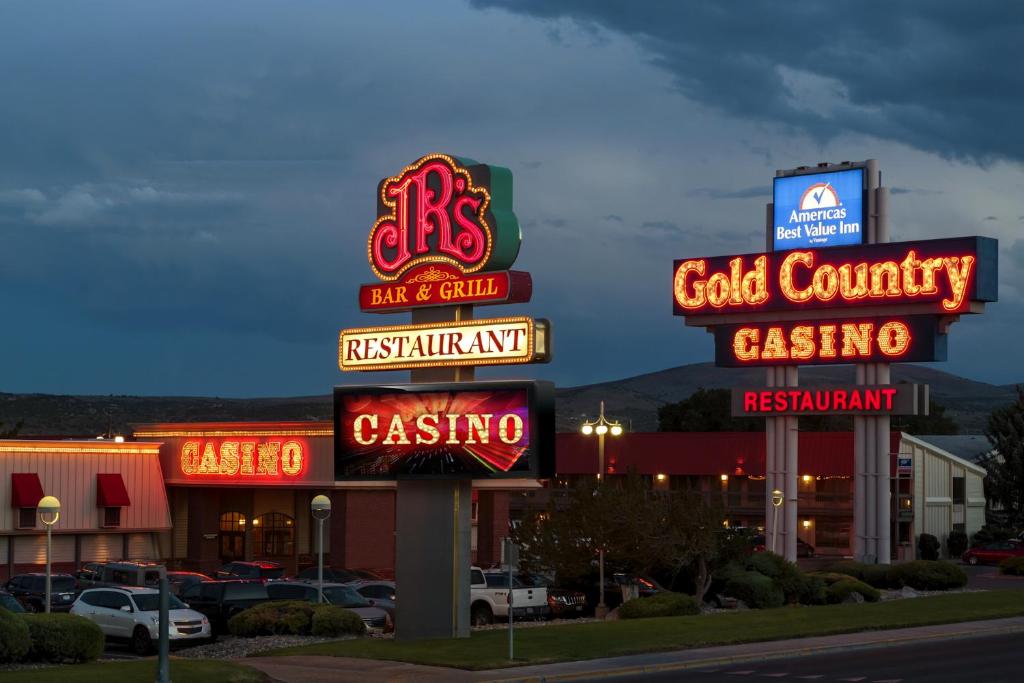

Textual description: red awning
[10,473,44,508]
[96,473,131,507]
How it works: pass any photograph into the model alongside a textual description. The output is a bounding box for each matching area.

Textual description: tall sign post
[674,160,997,563]
[337,153,553,640]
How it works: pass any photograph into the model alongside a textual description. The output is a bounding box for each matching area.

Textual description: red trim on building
[10,473,44,507]
[96,473,131,507]
[556,432,903,477]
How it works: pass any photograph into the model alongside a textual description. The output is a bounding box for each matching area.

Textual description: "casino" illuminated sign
[674,236,997,317]
[712,316,946,367]
[334,381,554,479]
[339,316,550,371]
[179,439,305,480]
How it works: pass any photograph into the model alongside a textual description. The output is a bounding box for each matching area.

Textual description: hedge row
[618,592,700,619]
[228,600,366,637]
[999,557,1024,576]
[810,572,881,603]
[826,560,967,591]
[0,611,103,664]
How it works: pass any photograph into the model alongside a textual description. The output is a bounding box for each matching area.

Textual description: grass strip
[0,659,268,683]
[264,590,1024,670]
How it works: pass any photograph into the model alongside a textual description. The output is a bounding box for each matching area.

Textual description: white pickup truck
[470,566,549,626]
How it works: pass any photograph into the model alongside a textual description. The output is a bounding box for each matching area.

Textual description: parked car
[962,541,1024,566]
[76,562,106,587]
[180,580,270,633]
[266,581,391,631]
[471,566,549,626]
[71,586,211,654]
[296,566,362,583]
[4,573,78,612]
[215,561,286,582]
[752,535,816,558]
[96,561,166,588]
[516,572,587,618]
[349,580,396,619]
[167,571,211,597]
[0,589,26,613]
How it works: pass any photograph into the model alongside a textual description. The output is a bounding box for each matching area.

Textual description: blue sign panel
[773,168,865,251]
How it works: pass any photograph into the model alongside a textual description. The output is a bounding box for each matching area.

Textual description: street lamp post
[770,489,784,555]
[580,401,624,620]
[311,495,332,604]
[38,496,60,614]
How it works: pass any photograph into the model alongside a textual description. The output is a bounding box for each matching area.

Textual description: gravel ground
[472,616,598,631]
[174,634,352,659]
[879,586,986,601]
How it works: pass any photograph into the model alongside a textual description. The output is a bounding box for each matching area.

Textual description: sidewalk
[241,615,1024,683]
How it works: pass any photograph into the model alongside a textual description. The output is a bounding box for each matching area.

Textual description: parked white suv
[71,586,211,654]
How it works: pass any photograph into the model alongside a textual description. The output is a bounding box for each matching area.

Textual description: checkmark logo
[812,183,831,205]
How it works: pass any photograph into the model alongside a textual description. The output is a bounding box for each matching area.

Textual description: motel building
[2,422,986,579]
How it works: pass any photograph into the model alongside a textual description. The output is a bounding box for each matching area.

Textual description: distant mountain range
[0,363,1016,437]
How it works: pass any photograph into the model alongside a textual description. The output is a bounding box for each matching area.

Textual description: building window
[220,512,247,561]
[253,512,294,558]
[17,507,36,529]
[952,477,966,505]
[103,507,121,528]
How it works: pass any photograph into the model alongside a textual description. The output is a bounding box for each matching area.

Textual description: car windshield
[517,573,553,588]
[52,577,77,592]
[133,594,187,612]
[324,586,370,608]
[0,594,25,613]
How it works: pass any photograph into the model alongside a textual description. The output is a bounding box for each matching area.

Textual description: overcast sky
[0,1,1021,396]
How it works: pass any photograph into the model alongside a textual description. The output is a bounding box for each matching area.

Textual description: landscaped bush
[617,592,701,619]
[971,525,1017,547]
[21,613,104,663]
[890,560,967,591]
[826,560,898,589]
[229,600,315,637]
[794,573,827,605]
[0,608,30,663]
[825,578,881,604]
[947,530,969,558]
[311,604,367,636]
[919,533,941,560]
[999,557,1024,576]
[723,570,784,609]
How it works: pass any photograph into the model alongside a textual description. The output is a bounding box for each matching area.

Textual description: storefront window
[219,512,246,561]
[252,512,294,558]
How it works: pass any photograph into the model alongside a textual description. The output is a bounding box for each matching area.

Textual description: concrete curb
[480,622,1024,683]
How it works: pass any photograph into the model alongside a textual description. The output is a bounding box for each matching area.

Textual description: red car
[962,541,1024,566]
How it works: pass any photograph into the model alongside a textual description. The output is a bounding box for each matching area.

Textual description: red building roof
[556,432,903,477]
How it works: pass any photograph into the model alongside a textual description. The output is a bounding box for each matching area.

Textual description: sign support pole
[394,304,474,640]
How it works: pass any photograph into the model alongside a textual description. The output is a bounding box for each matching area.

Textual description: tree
[893,400,959,435]
[984,387,1024,527]
[658,388,762,432]
[0,419,22,438]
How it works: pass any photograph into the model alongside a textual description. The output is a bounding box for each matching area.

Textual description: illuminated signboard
[673,236,997,317]
[339,316,550,372]
[773,168,865,251]
[359,264,532,313]
[178,438,306,482]
[368,153,521,282]
[712,316,946,367]
[334,381,554,479]
[731,384,927,417]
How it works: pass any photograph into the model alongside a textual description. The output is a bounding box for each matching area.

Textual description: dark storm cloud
[473,0,1024,165]
[688,186,770,200]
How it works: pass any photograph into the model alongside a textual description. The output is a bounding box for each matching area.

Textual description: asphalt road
[603,631,1023,682]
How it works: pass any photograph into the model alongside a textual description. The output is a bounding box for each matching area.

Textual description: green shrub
[919,533,940,560]
[947,530,969,558]
[228,601,315,637]
[825,578,880,604]
[741,552,809,604]
[971,526,1017,546]
[311,605,367,636]
[891,560,967,590]
[795,573,827,605]
[724,571,784,609]
[21,613,104,663]
[999,557,1024,576]
[826,560,867,580]
[617,592,701,619]
[0,608,30,663]
[827,560,899,589]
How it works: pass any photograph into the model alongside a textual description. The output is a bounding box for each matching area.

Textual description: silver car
[71,586,211,654]
[266,581,392,632]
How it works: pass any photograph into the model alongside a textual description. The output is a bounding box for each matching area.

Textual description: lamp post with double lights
[580,401,624,619]
[311,495,332,604]
[38,496,60,614]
